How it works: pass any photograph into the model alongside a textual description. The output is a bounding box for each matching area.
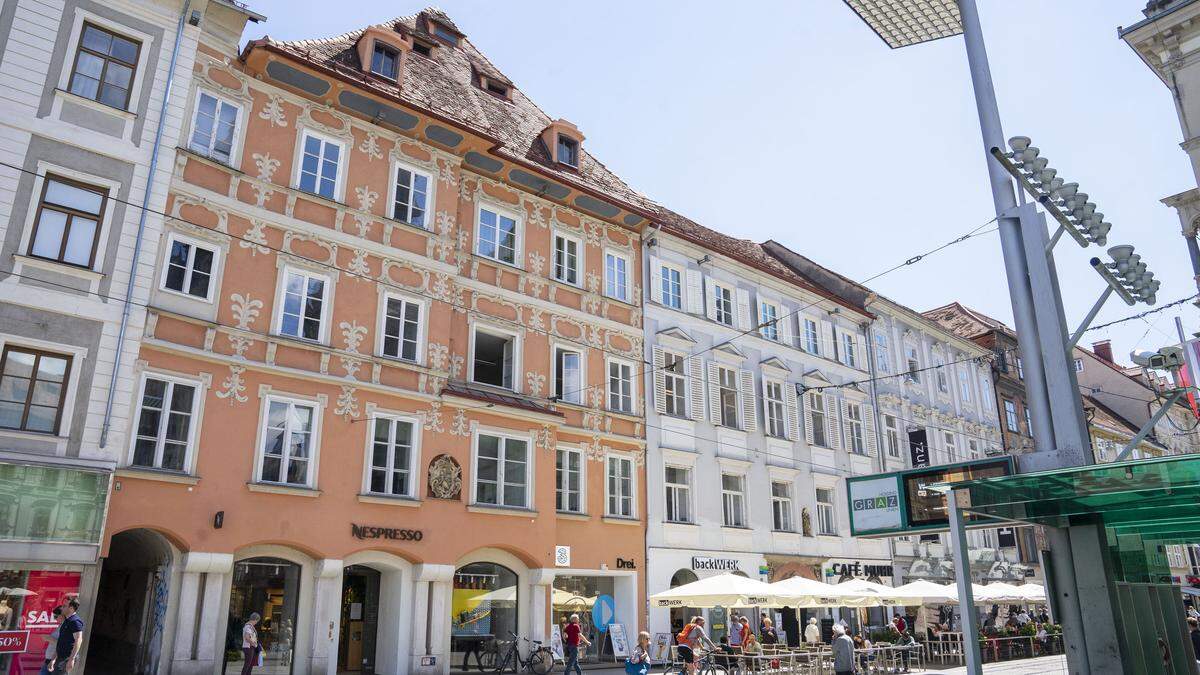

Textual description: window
[432,23,459,46]
[943,432,957,462]
[605,252,629,301]
[557,135,579,167]
[759,302,779,341]
[477,206,518,265]
[660,264,682,309]
[484,80,509,97]
[277,269,327,341]
[808,390,827,447]
[934,353,949,393]
[663,352,687,417]
[958,368,972,403]
[606,455,634,517]
[816,487,837,535]
[1024,406,1032,436]
[411,40,433,58]
[556,447,582,513]
[874,332,890,373]
[473,327,516,389]
[297,131,341,200]
[68,23,140,109]
[130,375,197,472]
[1074,358,1084,372]
[980,376,994,409]
[664,466,691,523]
[260,398,316,486]
[717,366,739,428]
[771,482,794,532]
[377,295,423,361]
[370,42,399,79]
[1016,357,1024,380]
[553,234,579,285]
[721,474,746,527]
[554,346,582,405]
[392,164,430,227]
[29,176,107,268]
[474,433,528,508]
[968,439,981,460]
[189,92,239,163]
[1004,399,1019,432]
[906,345,921,383]
[368,416,415,497]
[713,284,734,326]
[764,380,786,438]
[841,332,857,368]
[608,359,634,413]
[846,402,865,454]
[804,319,820,355]
[0,347,71,434]
[883,414,901,458]
[161,234,217,301]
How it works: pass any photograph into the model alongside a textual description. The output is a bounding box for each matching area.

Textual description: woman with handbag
[241,612,261,675]
[625,631,651,675]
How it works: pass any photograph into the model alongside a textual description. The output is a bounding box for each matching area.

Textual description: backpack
[677,624,696,645]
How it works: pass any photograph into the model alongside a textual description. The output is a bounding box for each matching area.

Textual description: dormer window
[432,23,459,46]
[485,79,509,98]
[411,40,433,58]
[557,136,579,167]
[371,42,399,79]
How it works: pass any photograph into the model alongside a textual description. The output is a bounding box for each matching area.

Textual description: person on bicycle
[677,616,717,675]
[563,614,590,675]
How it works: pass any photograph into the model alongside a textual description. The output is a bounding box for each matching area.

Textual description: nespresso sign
[351,524,424,541]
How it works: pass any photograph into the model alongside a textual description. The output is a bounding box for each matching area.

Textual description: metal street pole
[947,489,982,675]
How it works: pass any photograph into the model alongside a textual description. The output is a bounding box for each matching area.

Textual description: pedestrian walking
[1188,617,1200,667]
[38,606,62,675]
[804,617,820,645]
[47,600,83,674]
[241,612,261,675]
[830,624,854,675]
[728,614,743,648]
[625,631,651,675]
[563,613,591,675]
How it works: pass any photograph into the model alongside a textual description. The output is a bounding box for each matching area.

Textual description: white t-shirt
[43,627,60,660]
[242,623,258,649]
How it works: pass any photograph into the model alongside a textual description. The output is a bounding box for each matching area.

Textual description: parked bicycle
[495,632,554,675]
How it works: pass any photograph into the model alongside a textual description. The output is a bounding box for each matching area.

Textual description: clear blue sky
[245,0,1196,364]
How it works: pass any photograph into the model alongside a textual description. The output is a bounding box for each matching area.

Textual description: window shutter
[821,321,836,361]
[802,392,815,445]
[779,308,794,348]
[503,339,515,390]
[863,402,877,456]
[740,369,758,432]
[686,269,704,314]
[652,345,667,415]
[785,383,800,441]
[688,355,706,422]
[649,255,663,305]
[826,395,841,450]
[707,361,721,424]
[856,331,868,369]
[703,278,718,322]
[735,288,752,331]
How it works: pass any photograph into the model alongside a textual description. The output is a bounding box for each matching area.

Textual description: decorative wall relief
[215,365,248,404]
[428,454,462,500]
[335,386,359,419]
[259,94,288,127]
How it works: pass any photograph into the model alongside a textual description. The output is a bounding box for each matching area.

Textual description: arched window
[225,557,300,674]
[452,562,519,673]
[670,569,698,588]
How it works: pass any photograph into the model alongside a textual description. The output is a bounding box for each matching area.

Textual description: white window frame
[607,357,636,414]
[475,202,522,267]
[362,411,421,499]
[841,331,857,368]
[604,249,631,302]
[934,351,949,394]
[470,428,532,509]
[552,231,582,286]
[605,452,636,518]
[758,299,781,341]
[764,378,787,438]
[1004,399,1019,432]
[469,323,521,392]
[808,390,828,447]
[555,445,585,514]
[552,343,585,405]
[980,375,994,410]
[663,464,693,524]
[771,481,794,532]
[883,414,901,459]
[658,261,684,310]
[127,371,204,474]
[187,88,243,165]
[662,349,688,418]
[874,331,890,373]
[968,439,981,460]
[159,231,220,303]
[943,431,957,462]
[253,393,322,488]
[803,318,820,355]
[905,344,921,382]
[713,283,735,326]
[293,128,347,202]
[721,473,747,528]
[845,401,865,454]
[273,266,333,343]
[958,367,973,403]
[716,365,740,428]
[376,291,426,363]
[816,486,837,536]
[388,159,434,229]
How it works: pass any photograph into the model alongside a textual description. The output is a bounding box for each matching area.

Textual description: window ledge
[357,493,420,507]
[721,525,752,532]
[663,520,698,527]
[13,255,104,282]
[467,504,537,517]
[159,285,216,305]
[116,467,199,485]
[0,427,67,444]
[602,515,640,526]
[246,482,322,498]
[556,511,590,521]
[54,88,135,120]
[772,529,799,535]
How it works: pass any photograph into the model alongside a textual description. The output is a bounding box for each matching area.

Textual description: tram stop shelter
[949,453,1200,675]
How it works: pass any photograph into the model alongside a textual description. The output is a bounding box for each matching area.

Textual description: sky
[243,0,1198,365]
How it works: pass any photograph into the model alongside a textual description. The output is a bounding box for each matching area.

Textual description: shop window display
[224,558,299,674]
[551,575,616,663]
[0,569,81,674]
[452,562,518,674]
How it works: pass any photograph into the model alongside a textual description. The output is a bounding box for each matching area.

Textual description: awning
[649,573,779,608]
[950,454,1200,545]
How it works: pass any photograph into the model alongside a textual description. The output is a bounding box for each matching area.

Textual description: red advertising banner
[0,633,27,655]
[2,571,80,675]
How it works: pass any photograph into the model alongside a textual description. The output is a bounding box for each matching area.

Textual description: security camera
[1130,347,1184,371]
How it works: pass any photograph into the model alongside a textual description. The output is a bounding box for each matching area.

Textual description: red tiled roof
[923,302,1013,340]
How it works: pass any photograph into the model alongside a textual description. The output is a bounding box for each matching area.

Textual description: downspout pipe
[100,0,192,448]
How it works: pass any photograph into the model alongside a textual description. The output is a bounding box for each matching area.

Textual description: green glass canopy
[949,454,1200,545]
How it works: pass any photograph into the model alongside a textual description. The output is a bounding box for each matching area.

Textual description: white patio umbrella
[650,573,780,609]
[972,583,1027,603]
[889,580,959,604]
[769,576,859,608]
[831,578,906,607]
[0,588,36,597]
[1012,583,1046,603]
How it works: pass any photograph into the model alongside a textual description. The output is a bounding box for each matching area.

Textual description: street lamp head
[1044,177,1064,194]
[842,0,963,49]
[1008,136,1031,153]
[1107,245,1135,263]
[1026,157,1049,175]
[1055,183,1079,200]
[1017,146,1040,164]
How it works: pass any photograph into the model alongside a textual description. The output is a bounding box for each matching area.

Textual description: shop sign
[555,546,571,567]
[0,631,29,654]
[616,557,636,569]
[848,476,902,532]
[691,557,741,572]
[823,559,894,581]
[350,524,423,541]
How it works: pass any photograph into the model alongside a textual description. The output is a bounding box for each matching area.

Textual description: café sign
[691,556,741,572]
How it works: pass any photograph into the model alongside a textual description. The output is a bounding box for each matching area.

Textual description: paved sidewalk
[933,654,1067,673]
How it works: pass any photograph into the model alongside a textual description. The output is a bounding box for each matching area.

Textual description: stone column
[309,559,343,675]
[528,569,556,645]
[414,564,454,675]
[171,552,234,675]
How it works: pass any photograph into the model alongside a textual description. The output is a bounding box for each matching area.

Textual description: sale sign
[4,570,80,675]
[0,632,28,654]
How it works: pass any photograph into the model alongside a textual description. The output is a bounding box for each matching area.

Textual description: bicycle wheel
[496,649,514,674]
[480,650,497,670]
[527,648,554,675]
[701,663,728,675]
